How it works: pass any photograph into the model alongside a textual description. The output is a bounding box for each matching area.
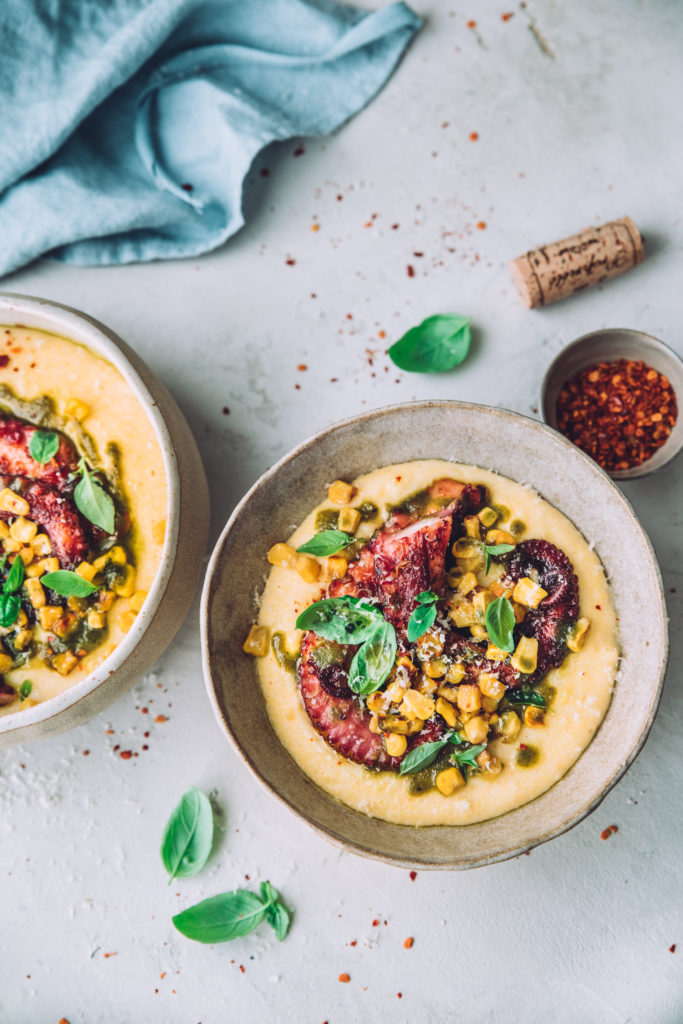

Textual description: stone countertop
[2,1,681,1021]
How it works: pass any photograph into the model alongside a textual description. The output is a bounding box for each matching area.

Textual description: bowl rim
[0,292,179,737]
[201,399,669,869]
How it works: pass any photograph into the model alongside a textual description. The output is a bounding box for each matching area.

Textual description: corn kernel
[473,589,494,619]
[369,714,382,734]
[452,538,481,561]
[415,673,439,696]
[97,590,115,611]
[489,580,514,599]
[510,636,539,675]
[415,627,445,661]
[482,695,500,713]
[296,554,320,584]
[30,533,51,556]
[499,709,521,742]
[435,696,458,727]
[2,539,21,554]
[385,680,408,704]
[512,577,548,609]
[119,610,137,633]
[0,653,11,673]
[327,555,348,579]
[435,766,464,796]
[92,554,108,572]
[19,697,38,710]
[38,606,61,630]
[75,561,97,583]
[16,609,27,627]
[0,522,8,539]
[437,683,460,703]
[53,612,76,638]
[267,542,297,568]
[129,590,147,613]
[463,714,489,744]
[486,643,510,662]
[242,624,269,656]
[87,610,106,630]
[470,624,488,640]
[53,651,78,675]
[25,562,43,578]
[113,565,136,599]
[463,515,481,539]
[512,601,527,623]
[17,547,34,566]
[14,629,32,651]
[476,749,502,774]
[9,517,37,543]
[64,398,90,421]
[108,546,127,566]
[152,519,166,545]
[524,705,545,727]
[67,595,86,613]
[423,658,447,679]
[449,597,477,628]
[338,506,361,534]
[567,617,591,652]
[444,662,465,685]
[457,571,478,596]
[25,578,45,609]
[384,732,407,757]
[39,557,59,575]
[486,529,515,546]
[479,673,506,700]
[477,506,498,528]
[366,691,388,714]
[400,689,436,721]
[456,684,481,713]
[0,489,29,516]
[446,568,462,589]
[328,480,354,505]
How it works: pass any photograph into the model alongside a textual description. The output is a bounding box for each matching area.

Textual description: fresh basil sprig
[296,530,355,557]
[482,543,515,574]
[18,680,32,699]
[348,618,397,695]
[407,590,439,643]
[485,596,515,652]
[295,595,382,644]
[172,881,291,944]
[41,570,97,598]
[450,741,487,769]
[388,313,472,373]
[29,430,59,464]
[398,732,486,776]
[74,458,116,534]
[161,786,214,883]
[0,555,24,628]
[505,687,546,708]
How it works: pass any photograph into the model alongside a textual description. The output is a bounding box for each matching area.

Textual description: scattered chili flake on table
[409,870,417,881]
[600,824,619,840]
[404,937,414,949]
[670,944,676,953]
[555,359,678,472]
[338,973,351,983]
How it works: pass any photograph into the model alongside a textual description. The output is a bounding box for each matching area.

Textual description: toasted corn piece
[38,557,59,575]
[10,517,37,543]
[296,554,320,584]
[524,705,545,727]
[476,749,502,775]
[113,565,136,598]
[379,714,424,736]
[0,653,11,673]
[369,714,382,735]
[469,624,488,640]
[415,627,445,661]
[477,506,498,528]
[0,489,29,516]
[512,577,548,609]
[473,589,494,619]
[75,561,97,583]
[30,533,51,556]
[479,673,506,700]
[449,597,477,628]
[400,690,435,721]
[489,580,514,599]
[463,714,489,744]
[242,624,269,657]
[384,733,407,757]
[423,658,447,680]
[485,529,515,546]
[446,568,462,589]
[510,636,538,675]
[13,629,32,651]
[97,590,115,611]
[19,697,38,710]
[567,617,591,652]
[463,515,481,540]
[512,602,527,623]
[25,578,45,609]
[53,651,79,676]
[395,654,418,679]
[444,662,465,685]
[64,398,90,421]
[499,709,521,742]
[415,673,439,696]
[87,610,106,630]
[385,680,409,704]
[366,690,388,715]
[38,606,61,631]
[486,642,510,662]
[17,547,34,566]
[152,519,166,545]
[2,539,21,554]
[457,571,478,596]
[328,480,354,505]
[129,590,147,613]
[435,697,458,728]
[327,555,348,579]
[53,612,77,639]
[456,684,481,714]
[16,609,28,627]
[481,695,499,713]
[338,506,361,534]
[67,596,86,614]
[108,546,127,566]
[0,522,8,539]
[435,766,465,796]
[452,538,481,561]
[436,683,460,703]
[267,542,297,568]
[119,610,137,633]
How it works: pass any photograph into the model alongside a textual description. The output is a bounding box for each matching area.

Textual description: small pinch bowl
[541,327,683,479]
[201,401,668,870]
[0,293,209,749]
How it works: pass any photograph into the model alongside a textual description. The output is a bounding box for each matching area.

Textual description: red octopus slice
[0,681,16,705]
[0,477,89,569]
[328,546,376,601]
[0,416,78,492]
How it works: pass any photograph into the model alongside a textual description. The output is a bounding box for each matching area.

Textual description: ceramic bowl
[0,293,209,748]
[541,328,683,479]
[201,401,668,869]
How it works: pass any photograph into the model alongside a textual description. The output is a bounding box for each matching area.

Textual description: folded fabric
[0,0,420,277]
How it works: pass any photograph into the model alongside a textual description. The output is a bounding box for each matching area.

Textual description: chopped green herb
[296,530,355,556]
[482,543,515,574]
[406,589,439,643]
[18,680,32,699]
[505,687,546,709]
[29,430,59,464]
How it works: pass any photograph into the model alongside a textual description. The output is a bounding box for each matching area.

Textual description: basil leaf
[18,680,32,699]
[266,900,291,942]
[173,891,267,944]
[295,596,381,644]
[4,556,24,593]
[388,313,471,373]
[505,688,546,708]
[450,742,486,769]
[74,459,115,534]
[482,543,515,574]
[296,530,355,556]
[398,738,450,776]
[407,600,437,643]
[260,880,279,906]
[41,570,97,598]
[0,593,20,628]
[416,590,438,605]
[485,596,515,652]
[29,430,59,464]
[348,619,397,695]
[161,786,214,882]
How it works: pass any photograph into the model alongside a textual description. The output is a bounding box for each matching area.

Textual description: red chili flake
[670,944,677,953]
[336,194,343,201]
[285,258,296,266]
[293,145,305,157]
[141,707,148,714]
[260,168,270,177]
[501,11,514,20]
[476,221,486,230]
[338,973,351,983]
[556,359,678,472]
[404,937,414,949]
[0,356,9,367]
[222,406,230,415]
[181,183,194,192]
[120,750,133,760]
[350,940,357,947]
[519,743,527,751]
[467,19,476,28]
[391,223,400,230]
[600,825,618,840]
[155,715,167,723]
[82,750,90,756]
[311,223,320,232]
[372,919,380,927]
[142,744,149,751]
[469,132,479,141]
[239,965,245,974]
[297,364,308,371]
[103,952,118,958]
[397,993,403,999]
[406,265,415,277]
[409,870,417,881]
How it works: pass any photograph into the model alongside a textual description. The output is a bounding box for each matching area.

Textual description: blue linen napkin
[0,0,420,277]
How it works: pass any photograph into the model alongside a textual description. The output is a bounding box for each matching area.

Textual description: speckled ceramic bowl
[541,328,683,479]
[0,293,209,748]
[202,401,668,869]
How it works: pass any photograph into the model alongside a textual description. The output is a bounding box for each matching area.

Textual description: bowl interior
[203,402,668,868]
[541,328,683,479]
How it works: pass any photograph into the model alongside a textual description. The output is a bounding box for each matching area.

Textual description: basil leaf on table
[482,543,515,574]
[172,890,267,943]
[161,786,214,882]
[296,530,355,556]
[260,881,291,941]
[398,738,450,776]
[388,314,472,373]
[348,618,397,695]
[407,590,439,643]
[41,570,97,598]
[505,687,546,709]
[485,596,516,652]
[295,596,382,644]
[74,458,116,534]
[29,430,59,465]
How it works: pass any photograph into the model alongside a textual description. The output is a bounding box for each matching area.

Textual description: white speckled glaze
[0,293,209,748]
[202,401,668,869]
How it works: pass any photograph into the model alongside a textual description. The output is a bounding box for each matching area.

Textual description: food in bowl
[246,461,619,826]
[0,325,166,714]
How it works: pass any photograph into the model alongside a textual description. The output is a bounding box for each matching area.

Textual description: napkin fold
[0,0,420,277]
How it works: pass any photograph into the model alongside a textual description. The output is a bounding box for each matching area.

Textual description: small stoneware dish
[0,293,209,749]
[202,401,668,870]
[541,328,683,479]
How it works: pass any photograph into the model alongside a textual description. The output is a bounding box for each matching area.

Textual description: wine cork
[509,217,644,308]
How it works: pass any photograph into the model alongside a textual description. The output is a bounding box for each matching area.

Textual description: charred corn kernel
[119,610,137,633]
[338,506,361,534]
[486,642,510,662]
[327,555,348,579]
[464,515,481,539]
[446,568,462,589]
[53,613,76,639]
[457,571,478,596]
[499,709,521,742]
[108,546,127,566]
[482,695,500,713]
[242,624,269,656]
[435,696,458,728]
[470,624,488,640]
[400,689,435,721]
[30,532,51,556]
[456,684,481,714]
[479,673,506,700]
[73,561,96,583]
[87,610,106,630]
[369,714,383,734]
[436,766,464,796]
[449,597,477,628]
[437,683,460,703]
[64,398,89,420]
[39,557,59,575]
[477,506,498,528]
[25,562,44,578]
[19,697,38,710]
[97,590,115,611]
[113,565,136,598]
[328,480,354,505]
[0,489,29,516]
[415,674,439,696]
[489,580,514,599]
[129,590,147,613]
[53,651,78,676]
[10,517,37,543]
[379,715,424,736]
[510,636,539,675]
[524,705,545,727]
[476,750,502,775]
[17,547,34,566]
[512,577,548,609]
[384,732,407,757]
[463,714,489,744]
[0,522,8,539]
[423,658,447,679]
[267,542,297,568]
[25,578,45,609]
[14,629,32,651]
[0,653,10,673]
[67,595,87,613]
[452,538,481,561]
[473,590,494,618]
[485,529,515,546]
[296,554,320,584]
[415,627,445,661]
[512,601,527,623]
[395,654,418,679]
[16,609,28,627]
[567,617,591,652]
[152,519,166,545]
[366,691,388,714]
[38,606,61,630]
[3,539,21,554]
[445,662,465,685]
[385,680,409,704]
[92,554,108,571]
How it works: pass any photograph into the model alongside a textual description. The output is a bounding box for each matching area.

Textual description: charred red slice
[0,681,16,706]
[0,477,89,569]
[328,547,375,601]
[0,416,78,492]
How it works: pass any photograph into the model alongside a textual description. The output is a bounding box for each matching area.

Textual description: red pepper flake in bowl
[555,359,678,472]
